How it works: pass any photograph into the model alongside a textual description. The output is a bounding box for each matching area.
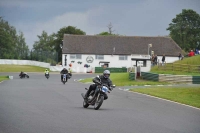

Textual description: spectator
[195,48,199,55]
[188,50,195,57]
[178,53,182,60]
[162,54,165,66]
[180,54,184,60]
[151,54,155,66]
[153,55,158,65]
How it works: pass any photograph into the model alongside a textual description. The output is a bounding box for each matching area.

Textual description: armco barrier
[159,74,193,83]
[141,72,159,81]
[129,72,135,80]
[192,76,200,84]
[141,72,200,84]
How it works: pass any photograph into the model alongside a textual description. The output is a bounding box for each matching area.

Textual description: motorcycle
[19,72,29,79]
[68,72,72,79]
[81,76,115,110]
[45,72,50,79]
[61,73,68,84]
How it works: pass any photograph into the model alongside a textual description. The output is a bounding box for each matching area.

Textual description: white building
[62,35,182,73]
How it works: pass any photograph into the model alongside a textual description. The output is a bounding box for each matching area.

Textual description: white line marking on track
[118,88,200,110]
[129,91,200,110]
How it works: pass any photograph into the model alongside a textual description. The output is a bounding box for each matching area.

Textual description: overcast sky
[0,0,200,49]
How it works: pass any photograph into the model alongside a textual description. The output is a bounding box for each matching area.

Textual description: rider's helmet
[63,68,67,70]
[45,69,48,71]
[103,70,110,79]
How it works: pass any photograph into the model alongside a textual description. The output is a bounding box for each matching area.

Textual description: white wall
[157,56,179,63]
[62,54,167,72]
[0,59,64,72]
[62,54,180,73]
[0,59,50,68]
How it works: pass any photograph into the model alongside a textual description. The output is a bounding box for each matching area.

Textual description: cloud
[15,7,107,48]
[2,0,200,49]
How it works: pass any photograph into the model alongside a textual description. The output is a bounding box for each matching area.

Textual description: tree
[32,31,56,62]
[15,31,29,59]
[97,23,121,36]
[167,9,200,51]
[53,26,86,63]
[0,17,29,59]
[98,32,112,35]
[33,31,54,52]
[107,22,115,34]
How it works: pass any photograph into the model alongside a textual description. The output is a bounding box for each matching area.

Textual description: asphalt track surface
[0,73,200,133]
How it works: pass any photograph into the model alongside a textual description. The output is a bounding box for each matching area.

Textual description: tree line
[0,17,29,59]
[0,9,200,64]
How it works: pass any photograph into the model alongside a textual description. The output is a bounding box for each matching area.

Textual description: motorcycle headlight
[102,86,108,92]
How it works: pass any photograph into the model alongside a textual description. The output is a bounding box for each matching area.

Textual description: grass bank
[130,87,200,108]
[0,76,9,82]
[0,65,47,72]
[79,73,169,86]
[151,55,200,75]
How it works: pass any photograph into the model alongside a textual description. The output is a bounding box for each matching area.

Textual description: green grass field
[79,73,169,86]
[0,76,9,82]
[0,64,48,72]
[174,55,200,65]
[130,87,200,108]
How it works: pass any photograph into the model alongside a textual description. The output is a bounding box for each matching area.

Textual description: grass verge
[0,64,47,72]
[0,76,9,82]
[130,87,200,108]
[79,73,169,86]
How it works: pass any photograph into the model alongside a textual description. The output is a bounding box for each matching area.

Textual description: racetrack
[0,73,200,133]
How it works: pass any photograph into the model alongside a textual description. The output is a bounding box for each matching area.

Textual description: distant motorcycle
[19,72,29,79]
[61,73,68,84]
[81,75,115,110]
[45,72,50,79]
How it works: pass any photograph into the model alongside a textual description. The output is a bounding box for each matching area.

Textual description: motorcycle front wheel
[94,95,104,110]
[83,100,89,108]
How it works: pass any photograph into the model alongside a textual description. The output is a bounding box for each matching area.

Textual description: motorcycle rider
[60,68,68,81]
[19,71,26,78]
[68,68,72,77]
[44,69,50,76]
[85,70,113,100]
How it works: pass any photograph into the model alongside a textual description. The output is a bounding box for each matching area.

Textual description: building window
[70,54,82,59]
[95,55,104,60]
[119,55,127,60]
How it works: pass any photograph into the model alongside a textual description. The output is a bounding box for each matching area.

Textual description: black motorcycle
[19,72,29,79]
[45,72,50,79]
[61,73,69,84]
[81,76,115,110]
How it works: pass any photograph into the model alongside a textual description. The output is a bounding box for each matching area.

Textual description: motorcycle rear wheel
[94,95,104,110]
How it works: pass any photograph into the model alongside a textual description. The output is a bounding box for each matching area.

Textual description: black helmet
[103,70,110,79]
